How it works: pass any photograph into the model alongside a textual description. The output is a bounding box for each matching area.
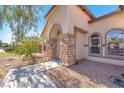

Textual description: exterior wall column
[45,39,57,61]
[59,33,76,66]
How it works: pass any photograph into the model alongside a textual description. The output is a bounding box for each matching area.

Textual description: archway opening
[49,24,62,40]
[49,24,62,60]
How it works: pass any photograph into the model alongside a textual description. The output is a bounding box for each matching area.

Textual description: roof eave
[44,5,56,19]
[78,5,96,19]
[88,10,122,24]
[45,5,96,20]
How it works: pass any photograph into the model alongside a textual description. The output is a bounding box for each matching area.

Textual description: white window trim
[89,34,102,56]
[105,30,124,59]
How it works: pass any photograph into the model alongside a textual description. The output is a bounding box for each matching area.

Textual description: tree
[0,5,43,42]
[0,40,2,48]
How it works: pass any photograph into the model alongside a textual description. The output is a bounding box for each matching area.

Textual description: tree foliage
[0,5,43,42]
[0,40,2,48]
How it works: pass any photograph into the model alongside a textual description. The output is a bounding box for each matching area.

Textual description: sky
[0,5,118,44]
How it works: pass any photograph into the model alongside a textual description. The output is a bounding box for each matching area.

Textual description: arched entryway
[49,24,62,60]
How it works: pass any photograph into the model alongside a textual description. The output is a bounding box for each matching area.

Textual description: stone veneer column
[45,39,57,61]
[59,33,76,66]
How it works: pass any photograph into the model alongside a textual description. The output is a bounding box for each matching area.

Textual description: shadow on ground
[46,60,124,88]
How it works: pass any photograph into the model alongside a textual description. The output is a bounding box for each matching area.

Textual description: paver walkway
[0,61,60,88]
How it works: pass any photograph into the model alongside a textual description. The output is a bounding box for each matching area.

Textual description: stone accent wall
[40,39,57,62]
[40,33,76,66]
[45,39,57,61]
[59,33,76,66]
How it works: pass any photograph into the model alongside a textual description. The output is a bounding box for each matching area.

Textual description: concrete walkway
[0,61,60,88]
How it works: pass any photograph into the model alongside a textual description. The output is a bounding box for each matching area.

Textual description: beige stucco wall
[76,32,85,60]
[43,5,91,61]
[67,6,91,34]
[42,5,124,66]
[67,6,124,65]
[89,11,124,44]
[43,6,68,39]
[86,11,124,66]
[67,6,91,60]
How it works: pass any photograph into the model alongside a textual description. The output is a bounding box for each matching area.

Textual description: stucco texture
[41,5,124,66]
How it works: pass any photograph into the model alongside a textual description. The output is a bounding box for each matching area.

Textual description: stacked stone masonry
[40,39,57,62]
[40,33,76,66]
[59,33,76,66]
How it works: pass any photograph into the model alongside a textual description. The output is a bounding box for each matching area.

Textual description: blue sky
[0,5,118,44]
[87,5,118,17]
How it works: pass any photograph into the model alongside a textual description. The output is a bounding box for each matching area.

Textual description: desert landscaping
[1,54,124,88]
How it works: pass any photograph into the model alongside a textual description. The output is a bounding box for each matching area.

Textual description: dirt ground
[0,55,44,81]
[0,56,44,71]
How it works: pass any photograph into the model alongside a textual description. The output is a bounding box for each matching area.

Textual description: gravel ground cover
[46,60,124,88]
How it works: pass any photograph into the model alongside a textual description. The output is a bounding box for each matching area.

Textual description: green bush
[15,39,42,56]
[14,39,43,63]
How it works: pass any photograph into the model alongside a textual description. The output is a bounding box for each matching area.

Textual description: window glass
[107,29,124,56]
[90,33,101,55]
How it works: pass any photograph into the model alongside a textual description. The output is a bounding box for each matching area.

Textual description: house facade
[41,5,124,66]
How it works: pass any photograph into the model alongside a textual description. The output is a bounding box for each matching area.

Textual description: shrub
[14,39,43,64]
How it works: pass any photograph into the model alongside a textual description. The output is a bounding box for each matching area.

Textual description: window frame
[89,33,102,57]
[105,29,124,59]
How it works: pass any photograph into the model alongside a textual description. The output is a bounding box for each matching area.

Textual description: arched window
[106,29,124,57]
[89,33,102,55]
